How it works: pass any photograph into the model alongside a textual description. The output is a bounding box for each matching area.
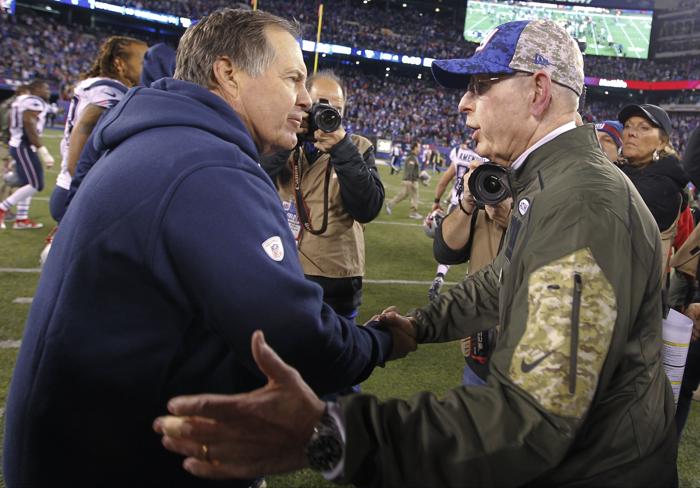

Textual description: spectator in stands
[617,104,688,282]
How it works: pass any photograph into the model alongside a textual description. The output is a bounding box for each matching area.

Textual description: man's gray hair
[174,8,301,87]
[306,69,347,102]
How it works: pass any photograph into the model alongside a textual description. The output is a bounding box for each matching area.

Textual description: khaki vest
[459,208,508,358]
[467,210,507,274]
[276,134,373,278]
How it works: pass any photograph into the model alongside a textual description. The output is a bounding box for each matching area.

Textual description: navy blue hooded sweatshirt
[4,79,392,486]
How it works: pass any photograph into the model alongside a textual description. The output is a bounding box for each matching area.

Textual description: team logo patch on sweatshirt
[262,236,284,262]
[518,198,530,216]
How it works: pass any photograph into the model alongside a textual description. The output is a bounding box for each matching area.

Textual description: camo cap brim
[432,19,584,96]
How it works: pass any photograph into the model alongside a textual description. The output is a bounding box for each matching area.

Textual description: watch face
[307,433,343,472]
[305,408,344,472]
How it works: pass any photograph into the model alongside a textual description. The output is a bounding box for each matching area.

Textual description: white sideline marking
[365,279,458,286]
[0,340,21,349]
[12,297,33,304]
[0,268,41,273]
[371,221,422,227]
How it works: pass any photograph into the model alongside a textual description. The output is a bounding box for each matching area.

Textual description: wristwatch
[305,402,345,473]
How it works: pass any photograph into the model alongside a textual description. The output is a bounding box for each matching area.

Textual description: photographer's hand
[460,187,477,215]
[485,197,512,229]
[314,126,346,153]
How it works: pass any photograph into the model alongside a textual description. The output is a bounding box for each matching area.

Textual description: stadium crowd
[4,3,700,86]
[1,6,697,153]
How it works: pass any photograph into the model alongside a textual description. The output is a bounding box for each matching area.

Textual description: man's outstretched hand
[153,330,325,479]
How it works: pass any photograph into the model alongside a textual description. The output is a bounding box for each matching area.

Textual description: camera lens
[467,163,511,207]
[483,175,502,194]
[316,108,341,133]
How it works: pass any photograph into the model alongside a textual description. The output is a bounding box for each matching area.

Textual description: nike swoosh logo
[105,91,117,97]
[520,350,554,373]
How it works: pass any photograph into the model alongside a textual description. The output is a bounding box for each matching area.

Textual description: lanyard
[291,147,332,236]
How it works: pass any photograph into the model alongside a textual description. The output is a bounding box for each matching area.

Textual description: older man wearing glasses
[156,19,677,488]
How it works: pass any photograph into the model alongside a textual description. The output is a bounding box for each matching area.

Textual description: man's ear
[530,71,552,118]
[211,56,240,97]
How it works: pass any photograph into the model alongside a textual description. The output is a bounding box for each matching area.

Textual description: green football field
[0,129,698,486]
[464,0,652,59]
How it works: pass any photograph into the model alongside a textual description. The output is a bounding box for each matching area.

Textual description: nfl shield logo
[262,236,285,262]
[518,198,530,216]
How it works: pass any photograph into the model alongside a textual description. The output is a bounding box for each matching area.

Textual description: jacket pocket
[569,272,582,395]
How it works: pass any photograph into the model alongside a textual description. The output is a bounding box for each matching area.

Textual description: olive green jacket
[340,125,677,487]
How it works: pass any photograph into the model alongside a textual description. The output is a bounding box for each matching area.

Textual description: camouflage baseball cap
[432,19,584,96]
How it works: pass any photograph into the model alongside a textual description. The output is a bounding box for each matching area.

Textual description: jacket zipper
[569,272,582,395]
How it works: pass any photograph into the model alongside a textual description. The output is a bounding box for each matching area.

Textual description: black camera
[301,98,342,141]
[467,163,511,207]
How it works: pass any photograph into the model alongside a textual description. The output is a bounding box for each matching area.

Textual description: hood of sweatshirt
[140,43,176,87]
[93,77,258,162]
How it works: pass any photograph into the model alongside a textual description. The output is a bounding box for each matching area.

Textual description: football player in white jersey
[428,137,485,300]
[49,36,147,223]
[0,80,52,229]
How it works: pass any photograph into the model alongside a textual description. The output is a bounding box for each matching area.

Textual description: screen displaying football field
[464,0,653,59]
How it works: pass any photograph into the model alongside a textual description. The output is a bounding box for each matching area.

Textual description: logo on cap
[476,28,499,53]
[534,54,551,66]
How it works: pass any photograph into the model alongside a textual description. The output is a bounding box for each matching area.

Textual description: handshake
[153,308,419,480]
[365,306,418,361]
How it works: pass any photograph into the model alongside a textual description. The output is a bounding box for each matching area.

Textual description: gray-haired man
[4,9,412,487]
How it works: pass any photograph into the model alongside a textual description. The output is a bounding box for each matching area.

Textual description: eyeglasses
[466,72,532,96]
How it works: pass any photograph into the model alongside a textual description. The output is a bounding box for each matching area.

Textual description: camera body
[467,163,511,207]
[300,98,342,142]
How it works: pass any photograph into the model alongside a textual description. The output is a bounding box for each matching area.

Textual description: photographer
[261,70,384,320]
[428,137,484,299]
[433,161,511,386]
